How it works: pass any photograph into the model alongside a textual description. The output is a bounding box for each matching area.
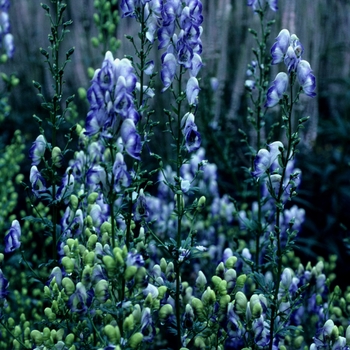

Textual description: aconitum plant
[1,1,350,350]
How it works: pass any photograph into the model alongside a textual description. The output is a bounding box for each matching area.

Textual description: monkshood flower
[30,165,47,197]
[252,141,284,178]
[29,134,46,166]
[247,0,278,12]
[186,76,200,105]
[252,315,270,347]
[0,0,15,58]
[56,168,75,201]
[133,189,149,222]
[297,60,316,97]
[68,282,93,314]
[113,152,131,191]
[181,112,201,152]
[4,219,21,253]
[264,72,288,107]
[121,118,142,160]
[0,269,9,305]
[160,52,177,92]
[141,307,156,342]
[85,52,141,147]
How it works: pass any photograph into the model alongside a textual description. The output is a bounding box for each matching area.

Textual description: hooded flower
[120,118,142,160]
[265,72,288,108]
[4,219,21,253]
[297,60,316,97]
[30,165,47,197]
[181,112,201,152]
[29,135,46,166]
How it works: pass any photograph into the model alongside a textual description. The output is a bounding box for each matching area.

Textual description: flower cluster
[0,0,14,58]
[158,0,203,103]
[85,51,142,159]
[265,29,316,107]
[247,0,278,12]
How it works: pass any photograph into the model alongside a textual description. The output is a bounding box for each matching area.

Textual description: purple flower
[248,0,278,12]
[297,60,316,97]
[3,33,14,58]
[30,165,47,197]
[0,269,9,302]
[181,112,201,152]
[161,52,177,91]
[68,282,93,314]
[56,169,75,201]
[113,152,131,191]
[121,118,142,160]
[252,141,284,178]
[133,189,149,222]
[141,307,156,342]
[186,76,200,105]
[4,219,21,253]
[29,135,46,166]
[265,72,289,108]
[252,315,270,347]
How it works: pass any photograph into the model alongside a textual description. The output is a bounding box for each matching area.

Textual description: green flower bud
[196,271,207,291]
[0,253,4,264]
[51,300,59,313]
[94,279,109,303]
[212,275,222,288]
[218,280,228,296]
[346,325,350,344]
[52,146,63,167]
[132,304,142,324]
[129,332,143,349]
[125,266,137,281]
[236,274,247,289]
[215,262,225,276]
[44,285,52,298]
[61,256,75,274]
[219,295,231,310]
[158,286,167,299]
[103,255,117,276]
[31,330,43,345]
[134,267,147,288]
[104,324,119,344]
[88,192,99,205]
[77,87,87,100]
[42,327,51,341]
[252,301,262,318]
[123,314,134,332]
[14,325,21,337]
[65,333,75,346]
[70,194,79,210]
[197,196,206,211]
[202,287,216,305]
[235,291,248,314]
[194,336,206,348]
[87,234,98,250]
[84,251,95,267]
[332,306,342,318]
[159,304,173,322]
[101,221,112,235]
[160,258,167,273]
[62,277,75,296]
[44,307,56,322]
[225,256,237,269]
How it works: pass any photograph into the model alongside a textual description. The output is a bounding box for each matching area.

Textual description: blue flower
[29,135,46,166]
[181,112,201,152]
[30,165,47,197]
[248,0,278,12]
[133,189,149,222]
[160,52,177,91]
[56,169,75,201]
[113,152,131,191]
[4,219,21,253]
[186,76,200,105]
[297,60,316,97]
[264,72,289,108]
[121,118,142,160]
[141,307,156,342]
[0,269,9,302]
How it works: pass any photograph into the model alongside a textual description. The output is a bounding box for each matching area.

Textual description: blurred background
[2,0,350,284]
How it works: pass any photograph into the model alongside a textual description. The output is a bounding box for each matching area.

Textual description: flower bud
[70,195,79,210]
[235,291,248,314]
[104,324,119,344]
[197,196,206,211]
[218,280,228,296]
[219,295,231,310]
[103,255,117,276]
[43,285,52,298]
[129,332,143,349]
[345,325,350,345]
[225,256,237,269]
[160,258,167,273]
[84,251,95,267]
[101,221,112,235]
[52,147,63,167]
[88,192,99,205]
[44,307,56,322]
[191,297,205,321]
[61,257,75,274]
[132,304,142,323]
[65,333,75,346]
[201,287,216,306]
[31,330,43,345]
[215,262,225,276]
[62,277,75,296]
[123,314,134,332]
[236,274,247,289]
[94,279,109,303]
[158,286,167,299]
[125,266,137,281]
[159,304,173,322]
[323,319,335,337]
[195,270,207,291]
